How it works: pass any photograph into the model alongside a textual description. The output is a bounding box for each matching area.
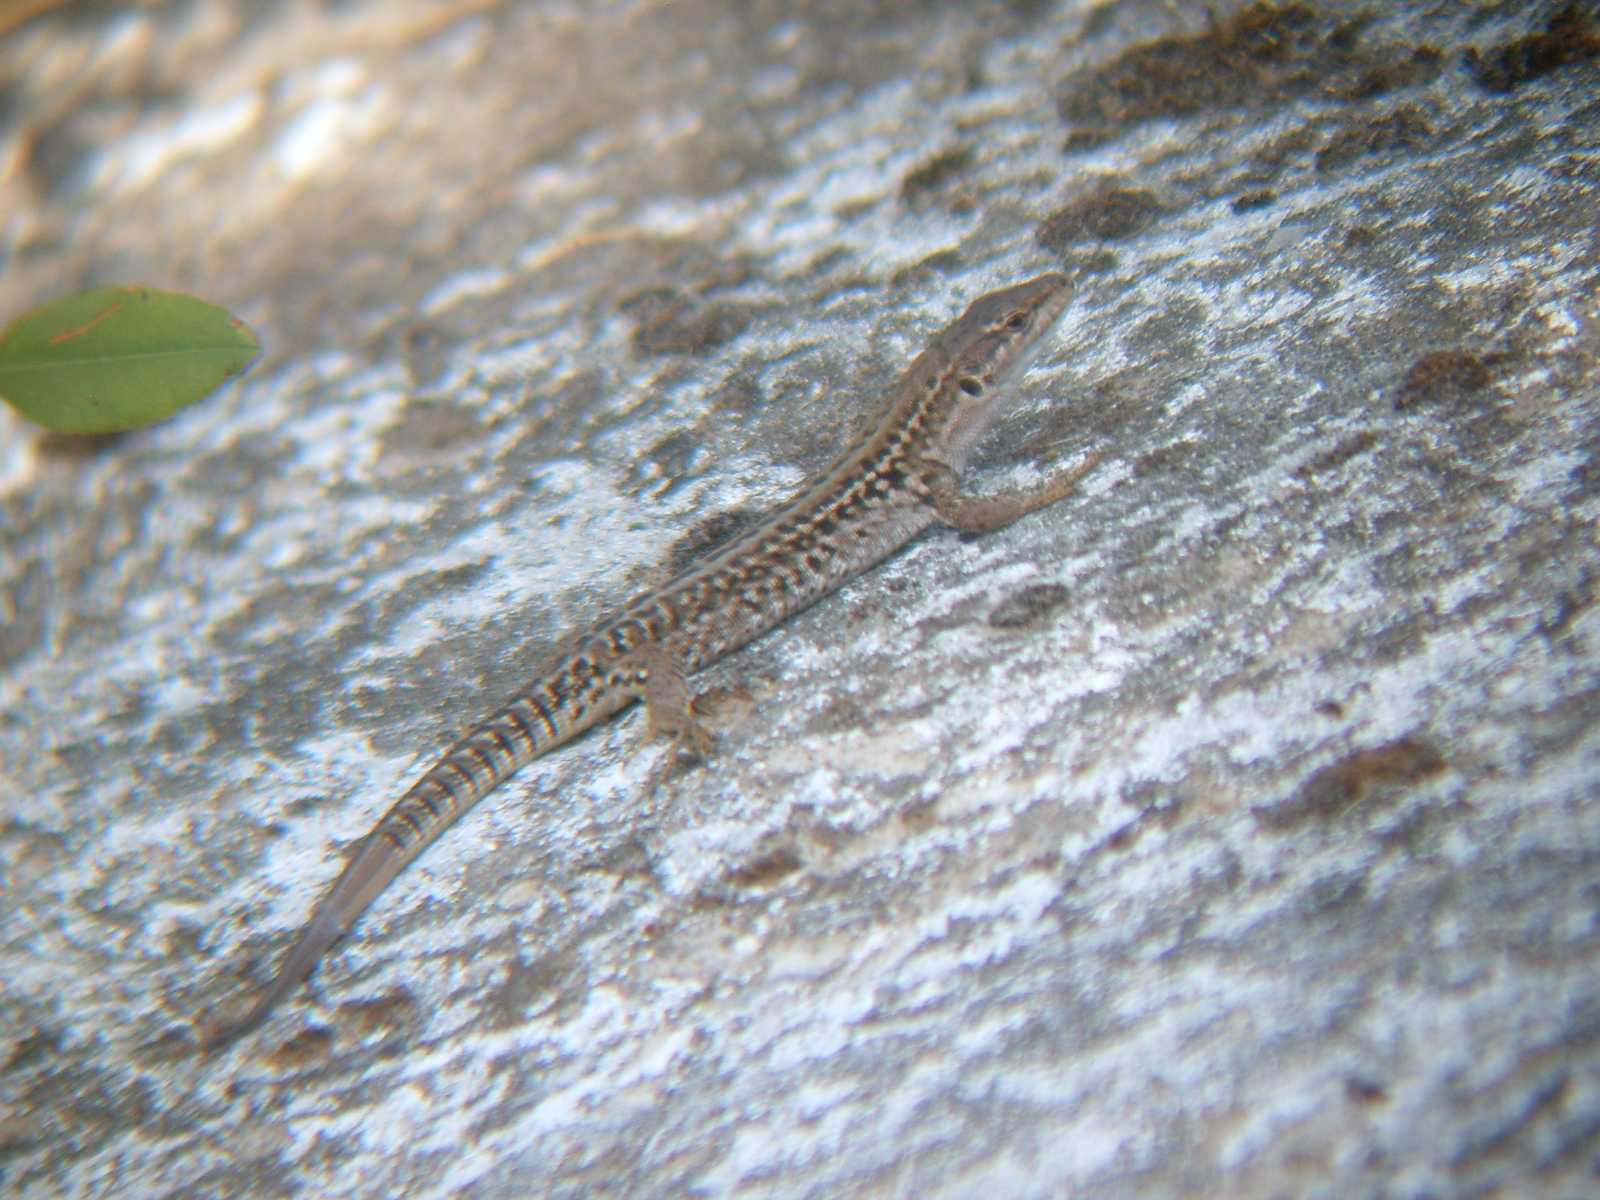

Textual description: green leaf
[0,286,259,434]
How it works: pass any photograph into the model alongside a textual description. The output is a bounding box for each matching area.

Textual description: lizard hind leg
[622,644,714,762]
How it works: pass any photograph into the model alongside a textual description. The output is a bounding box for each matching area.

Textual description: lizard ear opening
[958,377,985,398]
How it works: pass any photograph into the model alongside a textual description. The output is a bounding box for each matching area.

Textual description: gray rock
[2,2,1597,1197]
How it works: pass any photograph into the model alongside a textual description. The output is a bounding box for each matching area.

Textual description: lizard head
[923,271,1072,464]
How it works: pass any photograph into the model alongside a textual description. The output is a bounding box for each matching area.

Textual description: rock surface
[2,2,1597,1197]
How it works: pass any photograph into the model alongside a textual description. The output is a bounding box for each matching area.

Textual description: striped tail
[205,691,579,1048]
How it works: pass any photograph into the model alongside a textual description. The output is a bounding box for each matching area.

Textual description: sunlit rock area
[2,3,1596,1197]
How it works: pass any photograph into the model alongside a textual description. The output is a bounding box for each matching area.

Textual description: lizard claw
[651,711,713,762]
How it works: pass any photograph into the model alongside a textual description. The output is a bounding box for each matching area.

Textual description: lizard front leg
[923,452,1098,534]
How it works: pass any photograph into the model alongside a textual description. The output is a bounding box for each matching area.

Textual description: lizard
[206,270,1090,1047]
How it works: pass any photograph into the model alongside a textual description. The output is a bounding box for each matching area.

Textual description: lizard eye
[958,377,984,397]
[1005,311,1029,332]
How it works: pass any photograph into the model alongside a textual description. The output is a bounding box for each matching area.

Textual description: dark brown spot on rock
[1256,737,1446,830]
[1393,350,1510,411]
[1056,4,1442,140]
[268,1025,335,1068]
[627,291,761,357]
[338,989,417,1036]
[1038,186,1164,250]
[1294,429,1378,479]
[1464,4,1600,94]
[1231,188,1278,213]
[900,146,975,207]
[988,583,1071,629]
[726,845,803,888]
[1315,105,1433,172]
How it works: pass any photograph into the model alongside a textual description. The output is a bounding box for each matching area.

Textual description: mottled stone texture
[2,2,1597,1197]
